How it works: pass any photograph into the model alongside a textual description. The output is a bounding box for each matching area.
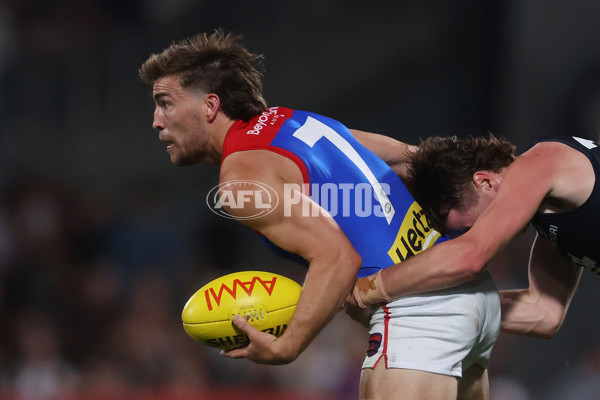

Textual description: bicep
[465,155,559,258]
[229,182,358,265]
[220,150,357,262]
[528,234,582,304]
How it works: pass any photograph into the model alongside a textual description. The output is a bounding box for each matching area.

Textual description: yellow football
[182,271,302,350]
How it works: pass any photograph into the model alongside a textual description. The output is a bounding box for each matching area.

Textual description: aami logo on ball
[204,276,277,311]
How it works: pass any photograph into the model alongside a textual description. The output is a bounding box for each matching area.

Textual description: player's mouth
[159,134,175,152]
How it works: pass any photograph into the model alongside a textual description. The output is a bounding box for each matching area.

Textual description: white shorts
[362,271,500,378]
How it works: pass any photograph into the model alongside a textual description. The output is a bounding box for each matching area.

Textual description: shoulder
[525,139,568,155]
[510,141,568,176]
[518,140,589,179]
[219,149,305,226]
[507,139,594,209]
[524,138,590,160]
[220,149,304,185]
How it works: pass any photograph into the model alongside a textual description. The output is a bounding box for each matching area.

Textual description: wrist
[353,269,391,308]
[275,322,309,364]
[271,336,298,365]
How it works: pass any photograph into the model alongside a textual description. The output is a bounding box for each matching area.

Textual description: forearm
[281,254,361,359]
[500,237,583,339]
[500,289,562,338]
[350,129,415,179]
[353,239,484,307]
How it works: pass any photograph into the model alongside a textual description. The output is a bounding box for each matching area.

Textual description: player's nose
[152,109,164,131]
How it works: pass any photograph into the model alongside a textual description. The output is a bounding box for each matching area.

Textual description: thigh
[363,272,500,377]
[458,363,488,400]
[360,362,457,400]
[364,300,480,377]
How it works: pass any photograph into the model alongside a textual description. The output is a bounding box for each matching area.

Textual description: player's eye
[154,98,170,109]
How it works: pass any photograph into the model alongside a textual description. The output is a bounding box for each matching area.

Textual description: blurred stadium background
[1,1,600,399]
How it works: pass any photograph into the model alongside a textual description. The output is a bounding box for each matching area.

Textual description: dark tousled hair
[139,29,267,121]
[406,133,516,235]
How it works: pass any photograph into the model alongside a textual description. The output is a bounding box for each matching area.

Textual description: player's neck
[206,116,235,165]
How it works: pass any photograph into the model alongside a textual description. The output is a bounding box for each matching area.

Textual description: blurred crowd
[0,174,368,400]
[2,0,600,399]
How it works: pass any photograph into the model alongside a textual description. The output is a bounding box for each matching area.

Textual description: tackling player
[350,134,598,340]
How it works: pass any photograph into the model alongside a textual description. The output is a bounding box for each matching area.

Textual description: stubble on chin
[170,150,202,167]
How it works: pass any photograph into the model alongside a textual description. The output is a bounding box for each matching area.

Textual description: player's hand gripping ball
[182,271,302,350]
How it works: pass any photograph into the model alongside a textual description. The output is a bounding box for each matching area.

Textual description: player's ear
[206,93,221,122]
[472,171,501,192]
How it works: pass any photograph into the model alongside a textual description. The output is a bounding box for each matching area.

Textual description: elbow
[340,242,362,273]
[536,329,559,340]
[526,305,566,339]
[329,246,362,280]
[537,296,569,338]
[332,249,362,306]
[529,323,560,339]
[535,310,565,339]
[347,250,363,276]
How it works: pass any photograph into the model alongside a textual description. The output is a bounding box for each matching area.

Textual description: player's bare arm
[349,129,416,181]
[219,150,362,364]
[351,143,563,307]
[500,234,583,338]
